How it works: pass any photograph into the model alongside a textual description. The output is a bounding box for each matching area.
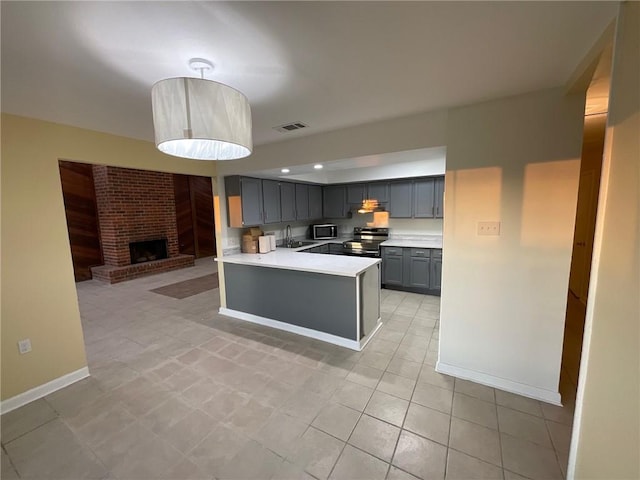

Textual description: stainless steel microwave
[311,224,338,240]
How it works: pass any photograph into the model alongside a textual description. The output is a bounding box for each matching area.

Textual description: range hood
[357,198,386,214]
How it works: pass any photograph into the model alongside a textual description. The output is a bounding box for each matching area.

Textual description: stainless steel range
[343,227,389,257]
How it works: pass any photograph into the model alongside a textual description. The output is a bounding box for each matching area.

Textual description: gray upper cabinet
[308,185,323,220]
[389,181,413,218]
[295,183,309,221]
[280,182,296,222]
[346,184,366,204]
[225,176,263,227]
[434,176,445,218]
[323,185,347,218]
[414,178,436,218]
[226,174,443,226]
[262,179,281,224]
[367,182,389,203]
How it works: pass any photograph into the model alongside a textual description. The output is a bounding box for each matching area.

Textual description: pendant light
[151,58,252,161]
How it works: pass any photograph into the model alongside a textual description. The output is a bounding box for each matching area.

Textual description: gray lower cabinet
[295,183,309,220]
[405,251,430,289]
[388,181,413,218]
[280,182,296,222]
[262,179,282,224]
[323,185,347,218]
[309,185,323,220]
[430,250,442,290]
[329,243,346,255]
[381,246,441,295]
[381,247,403,286]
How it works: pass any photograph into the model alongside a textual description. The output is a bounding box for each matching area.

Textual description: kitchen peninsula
[216,245,381,351]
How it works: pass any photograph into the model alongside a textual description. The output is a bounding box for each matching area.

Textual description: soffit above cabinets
[251,147,447,184]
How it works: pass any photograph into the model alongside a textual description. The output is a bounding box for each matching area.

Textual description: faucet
[285,225,292,247]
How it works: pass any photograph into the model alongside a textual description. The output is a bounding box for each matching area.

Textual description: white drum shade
[151,77,252,160]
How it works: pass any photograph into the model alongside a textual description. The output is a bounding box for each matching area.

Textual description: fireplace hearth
[129,239,168,264]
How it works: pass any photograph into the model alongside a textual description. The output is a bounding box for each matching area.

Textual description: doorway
[560,45,612,401]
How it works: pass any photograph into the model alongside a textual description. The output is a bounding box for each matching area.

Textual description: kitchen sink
[283,240,317,248]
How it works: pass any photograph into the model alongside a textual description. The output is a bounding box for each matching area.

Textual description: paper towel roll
[258,236,270,253]
[268,235,276,250]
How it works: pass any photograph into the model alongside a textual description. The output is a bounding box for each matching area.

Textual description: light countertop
[381,235,443,249]
[216,243,380,277]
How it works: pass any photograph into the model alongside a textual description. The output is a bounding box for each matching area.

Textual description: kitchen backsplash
[224,216,442,250]
[330,216,443,236]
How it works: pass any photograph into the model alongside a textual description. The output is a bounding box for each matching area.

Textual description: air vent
[274,122,308,133]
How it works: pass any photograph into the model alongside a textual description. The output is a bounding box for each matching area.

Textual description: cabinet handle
[432,206,434,216]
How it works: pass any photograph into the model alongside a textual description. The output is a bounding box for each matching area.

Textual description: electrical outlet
[18,338,32,354]
[477,221,501,236]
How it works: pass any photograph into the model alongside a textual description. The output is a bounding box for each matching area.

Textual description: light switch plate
[478,221,501,236]
[18,338,32,354]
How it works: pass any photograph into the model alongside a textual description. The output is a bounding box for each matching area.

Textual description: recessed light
[281,168,290,173]
[314,164,323,170]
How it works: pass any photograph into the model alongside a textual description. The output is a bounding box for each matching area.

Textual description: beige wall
[437,88,586,403]
[570,2,640,478]
[0,114,216,400]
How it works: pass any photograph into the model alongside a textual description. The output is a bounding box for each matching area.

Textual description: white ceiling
[1,1,616,148]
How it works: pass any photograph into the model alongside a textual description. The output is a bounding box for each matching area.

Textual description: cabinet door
[430,250,442,292]
[367,182,389,203]
[262,179,281,224]
[434,176,445,218]
[388,181,413,218]
[323,185,346,218]
[240,177,263,226]
[382,247,404,286]
[329,243,345,255]
[308,185,323,220]
[346,184,366,204]
[280,182,296,222]
[407,255,430,289]
[414,178,436,218]
[295,183,309,220]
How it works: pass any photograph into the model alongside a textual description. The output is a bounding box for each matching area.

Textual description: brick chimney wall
[93,165,179,267]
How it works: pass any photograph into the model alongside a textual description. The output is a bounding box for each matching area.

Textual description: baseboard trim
[219,307,363,351]
[1,367,90,414]
[436,361,562,406]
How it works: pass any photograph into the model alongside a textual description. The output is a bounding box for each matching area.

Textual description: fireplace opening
[129,239,168,264]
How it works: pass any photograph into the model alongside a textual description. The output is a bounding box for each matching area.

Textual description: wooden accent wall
[58,161,103,281]
[173,174,216,258]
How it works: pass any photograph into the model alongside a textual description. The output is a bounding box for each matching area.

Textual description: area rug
[150,273,219,299]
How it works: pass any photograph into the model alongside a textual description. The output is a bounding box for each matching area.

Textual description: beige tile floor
[1,258,576,480]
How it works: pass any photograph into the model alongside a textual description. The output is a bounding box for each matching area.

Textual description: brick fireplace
[90,165,194,283]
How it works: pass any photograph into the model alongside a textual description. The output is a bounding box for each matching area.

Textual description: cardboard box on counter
[242,239,258,254]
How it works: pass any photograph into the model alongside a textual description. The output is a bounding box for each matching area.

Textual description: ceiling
[1,2,616,148]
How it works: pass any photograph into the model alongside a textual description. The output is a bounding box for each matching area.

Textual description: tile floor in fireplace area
[1,258,576,480]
